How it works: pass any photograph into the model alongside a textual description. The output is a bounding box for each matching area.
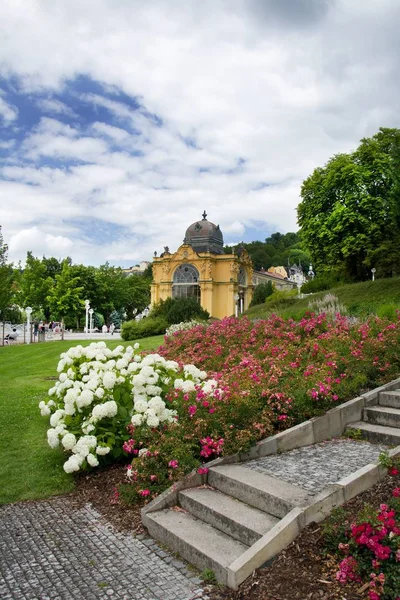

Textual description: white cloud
[36,98,76,117]
[0,95,18,124]
[0,0,399,265]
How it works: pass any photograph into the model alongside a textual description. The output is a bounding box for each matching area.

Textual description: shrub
[265,288,298,308]
[308,293,346,316]
[301,272,348,294]
[250,281,274,307]
[39,341,217,474]
[165,320,208,337]
[150,297,209,325]
[121,316,168,340]
[322,485,400,599]
[376,304,399,321]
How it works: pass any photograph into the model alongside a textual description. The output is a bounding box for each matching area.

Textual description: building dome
[184,211,224,254]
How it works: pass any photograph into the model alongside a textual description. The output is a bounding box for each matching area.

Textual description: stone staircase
[143,464,309,586]
[142,383,400,589]
[347,388,400,445]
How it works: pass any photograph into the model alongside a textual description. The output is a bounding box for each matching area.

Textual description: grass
[0,335,164,505]
[245,276,400,320]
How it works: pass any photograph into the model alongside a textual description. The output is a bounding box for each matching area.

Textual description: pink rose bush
[331,488,400,599]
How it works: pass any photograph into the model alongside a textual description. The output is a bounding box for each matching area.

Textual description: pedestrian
[109,323,115,335]
[102,324,108,335]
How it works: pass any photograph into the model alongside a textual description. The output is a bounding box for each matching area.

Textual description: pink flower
[140,489,150,497]
[188,405,197,416]
[150,474,157,482]
[393,488,400,497]
[168,460,179,469]
[197,467,209,475]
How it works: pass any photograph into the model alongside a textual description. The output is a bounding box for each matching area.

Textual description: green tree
[0,226,15,320]
[18,252,54,319]
[94,263,127,323]
[46,260,84,331]
[249,281,273,307]
[297,127,400,280]
[122,275,151,321]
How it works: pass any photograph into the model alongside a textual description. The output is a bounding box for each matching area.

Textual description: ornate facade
[151,213,254,319]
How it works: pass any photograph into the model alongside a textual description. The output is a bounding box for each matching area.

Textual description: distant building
[287,264,307,287]
[252,268,297,291]
[122,261,150,276]
[151,212,254,318]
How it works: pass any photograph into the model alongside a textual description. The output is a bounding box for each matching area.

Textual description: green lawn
[0,336,164,505]
[245,276,400,320]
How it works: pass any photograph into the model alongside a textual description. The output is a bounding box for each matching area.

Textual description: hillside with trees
[224,231,310,272]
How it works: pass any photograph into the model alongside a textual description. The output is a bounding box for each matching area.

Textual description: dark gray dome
[184,212,224,254]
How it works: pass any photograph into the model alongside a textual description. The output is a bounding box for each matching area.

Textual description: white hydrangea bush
[40,341,211,474]
[165,320,207,337]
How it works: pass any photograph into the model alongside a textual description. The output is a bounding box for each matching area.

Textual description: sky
[0,0,399,267]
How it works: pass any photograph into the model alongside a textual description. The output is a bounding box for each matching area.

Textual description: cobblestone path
[0,497,208,600]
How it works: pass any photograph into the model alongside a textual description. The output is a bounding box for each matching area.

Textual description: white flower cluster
[165,320,207,337]
[40,341,218,474]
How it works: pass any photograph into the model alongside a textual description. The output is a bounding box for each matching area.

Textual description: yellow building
[151,212,254,319]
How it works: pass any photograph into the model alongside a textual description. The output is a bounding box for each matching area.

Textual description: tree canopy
[224,232,310,271]
[297,127,400,280]
[0,226,15,320]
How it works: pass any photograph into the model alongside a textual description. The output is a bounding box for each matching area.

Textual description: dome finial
[202,210,207,220]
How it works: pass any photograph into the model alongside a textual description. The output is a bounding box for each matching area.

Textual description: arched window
[238,267,247,287]
[172,264,200,301]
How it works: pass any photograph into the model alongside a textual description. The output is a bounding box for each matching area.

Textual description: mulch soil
[68,466,400,600]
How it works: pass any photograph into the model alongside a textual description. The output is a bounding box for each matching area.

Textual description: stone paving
[244,438,387,494]
[0,439,389,599]
[0,497,208,600]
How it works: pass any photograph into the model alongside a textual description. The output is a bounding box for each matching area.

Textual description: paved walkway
[0,498,207,600]
[0,439,387,599]
[245,438,387,493]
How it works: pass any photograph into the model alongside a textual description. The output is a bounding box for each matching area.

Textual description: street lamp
[89,308,94,336]
[234,293,239,318]
[84,300,90,337]
[25,307,32,345]
[371,268,376,282]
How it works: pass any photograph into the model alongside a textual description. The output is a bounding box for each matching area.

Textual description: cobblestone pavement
[0,497,208,600]
[244,439,387,494]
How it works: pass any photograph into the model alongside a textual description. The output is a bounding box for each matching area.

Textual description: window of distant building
[172,264,200,301]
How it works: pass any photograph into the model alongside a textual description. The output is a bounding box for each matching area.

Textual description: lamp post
[234,293,239,318]
[84,300,90,337]
[89,308,94,337]
[371,268,376,282]
[25,307,32,345]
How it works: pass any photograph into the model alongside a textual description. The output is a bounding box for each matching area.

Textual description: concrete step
[208,464,309,518]
[347,421,400,445]
[143,508,248,586]
[179,487,279,547]
[379,390,400,409]
[364,406,400,429]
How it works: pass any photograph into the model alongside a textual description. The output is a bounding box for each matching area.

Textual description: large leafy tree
[297,127,400,280]
[18,252,57,318]
[46,260,84,329]
[94,263,127,324]
[122,274,151,320]
[0,226,15,320]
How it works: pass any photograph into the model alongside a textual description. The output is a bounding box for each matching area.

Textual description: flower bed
[41,313,400,505]
[159,314,400,423]
[322,458,400,600]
